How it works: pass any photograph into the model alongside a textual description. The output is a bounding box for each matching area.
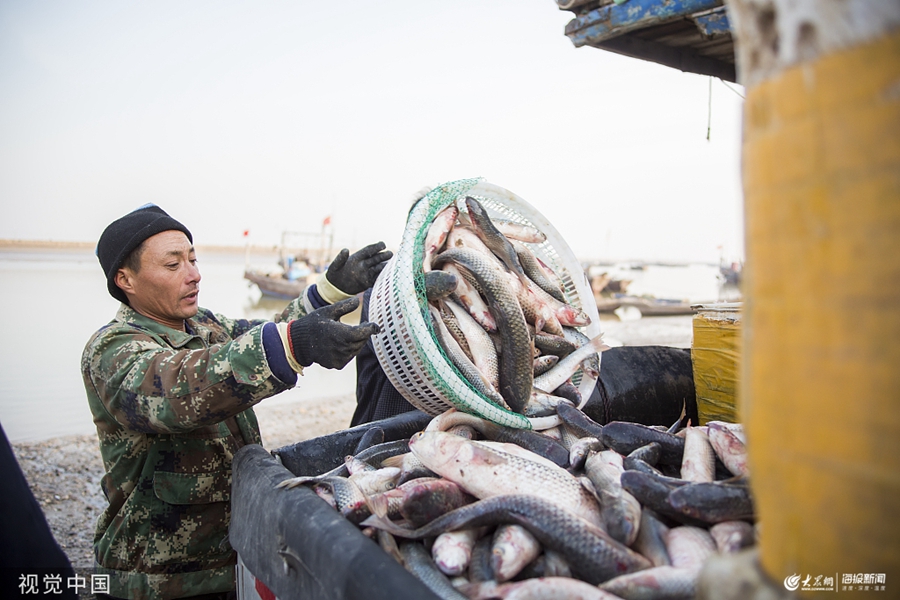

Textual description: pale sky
[0,0,745,263]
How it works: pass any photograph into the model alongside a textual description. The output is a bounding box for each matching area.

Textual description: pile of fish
[278,407,756,600]
[417,196,606,420]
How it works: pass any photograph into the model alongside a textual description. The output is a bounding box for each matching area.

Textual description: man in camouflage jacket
[82,205,391,599]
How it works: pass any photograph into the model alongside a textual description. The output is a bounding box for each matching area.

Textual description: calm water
[0,247,737,442]
[0,246,357,442]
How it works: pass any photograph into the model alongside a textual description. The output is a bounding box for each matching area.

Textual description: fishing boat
[596,295,697,316]
[244,229,333,300]
[243,267,309,300]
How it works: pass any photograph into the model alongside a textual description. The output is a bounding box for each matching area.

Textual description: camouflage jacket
[82,295,312,600]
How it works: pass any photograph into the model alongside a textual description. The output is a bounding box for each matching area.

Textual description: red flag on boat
[322,216,331,227]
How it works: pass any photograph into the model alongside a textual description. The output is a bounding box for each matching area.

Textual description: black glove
[325,242,393,295]
[289,297,381,369]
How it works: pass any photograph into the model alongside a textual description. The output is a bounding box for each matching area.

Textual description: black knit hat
[96,204,193,304]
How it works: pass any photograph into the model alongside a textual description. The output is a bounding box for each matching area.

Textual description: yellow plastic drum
[690,303,741,425]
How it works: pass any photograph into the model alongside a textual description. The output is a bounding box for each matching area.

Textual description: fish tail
[591,334,610,353]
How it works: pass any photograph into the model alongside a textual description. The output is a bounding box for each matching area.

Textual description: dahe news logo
[784,572,887,593]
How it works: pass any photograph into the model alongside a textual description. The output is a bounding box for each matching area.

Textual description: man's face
[116,230,201,329]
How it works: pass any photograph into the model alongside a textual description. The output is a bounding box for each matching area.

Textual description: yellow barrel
[691,303,742,425]
[729,0,900,589]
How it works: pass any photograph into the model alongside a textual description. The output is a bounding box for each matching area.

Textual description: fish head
[408,430,473,472]
[463,197,492,233]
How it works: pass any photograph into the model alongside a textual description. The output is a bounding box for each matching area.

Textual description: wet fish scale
[710,520,756,554]
[437,301,472,360]
[600,565,698,600]
[443,298,499,390]
[465,196,529,287]
[665,526,716,571]
[666,480,755,524]
[433,248,533,412]
[680,427,716,483]
[400,541,468,600]
[424,410,570,468]
[422,205,458,273]
[363,494,651,585]
[510,239,566,302]
[491,523,541,582]
[601,421,686,466]
[409,431,601,526]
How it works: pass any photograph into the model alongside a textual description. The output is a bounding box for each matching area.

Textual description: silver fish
[447,227,561,335]
[446,224,556,339]
[665,526,716,571]
[680,426,716,483]
[523,274,590,328]
[423,205,459,273]
[552,381,582,406]
[345,455,377,475]
[432,527,485,576]
[313,476,369,523]
[400,541,468,600]
[424,269,459,301]
[377,529,403,565]
[492,219,547,244]
[468,533,495,583]
[562,327,601,379]
[433,248,533,413]
[707,420,746,444]
[380,452,436,485]
[465,196,530,288]
[473,440,563,471]
[510,239,566,302]
[600,565,698,600]
[533,331,577,359]
[408,431,602,527]
[491,524,541,582]
[443,298,499,390]
[522,389,574,418]
[447,224,500,265]
[584,450,642,546]
[442,263,497,331]
[429,304,509,410]
[709,521,756,554]
[464,577,621,600]
[362,494,651,585]
[348,466,400,496]
[445,423,477,439]
[436,300,473,361]
[275,439,409,488]
[568,437,603,471]
[707,422,749,477]
[533,334,608,394]
[533,355,559,377]
[633,509,672,568]
[424,409,570,468]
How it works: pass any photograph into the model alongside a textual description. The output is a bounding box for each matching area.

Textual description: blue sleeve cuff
[262,322,297,386]
[307,284,329,310]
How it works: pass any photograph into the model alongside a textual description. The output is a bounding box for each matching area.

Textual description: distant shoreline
[0,239,283,254]
[0,240,720,267]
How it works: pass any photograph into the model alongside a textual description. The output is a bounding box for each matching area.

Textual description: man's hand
[325,242,393,295]
[288,297,380,369]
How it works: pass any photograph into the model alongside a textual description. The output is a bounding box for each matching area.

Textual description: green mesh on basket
[394,178,532,429]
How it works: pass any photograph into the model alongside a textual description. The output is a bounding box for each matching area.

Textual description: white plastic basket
[368,178,602,429]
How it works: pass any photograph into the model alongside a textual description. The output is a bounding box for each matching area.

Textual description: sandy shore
[12,315,695,570]
[12,394,358,569]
